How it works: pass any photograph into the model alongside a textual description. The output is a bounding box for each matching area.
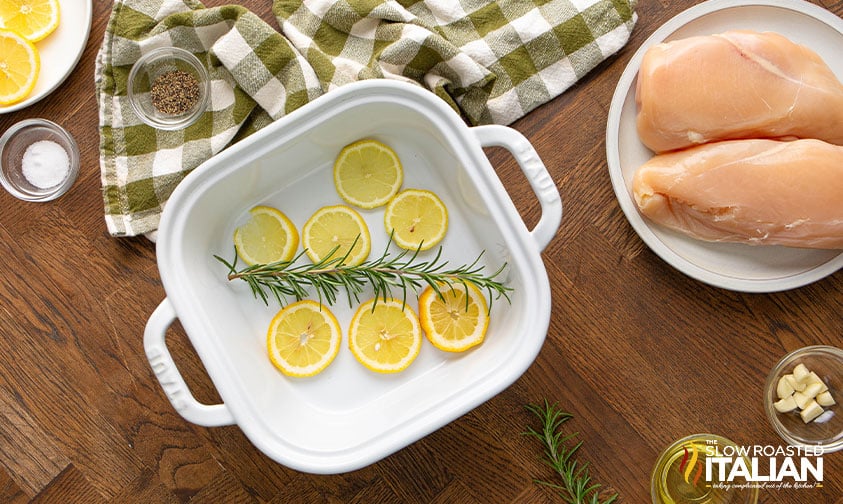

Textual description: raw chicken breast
[636,31,843,153]
[632,139,843,249]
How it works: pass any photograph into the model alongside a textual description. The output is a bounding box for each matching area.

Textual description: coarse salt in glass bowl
[127,47,210,130]
[0,119,80,202]
[764,345,843,453]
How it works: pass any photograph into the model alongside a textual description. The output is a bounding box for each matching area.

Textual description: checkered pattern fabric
[97,0,637,237]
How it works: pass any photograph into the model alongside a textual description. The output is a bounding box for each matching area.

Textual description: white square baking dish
[144,80,562,474]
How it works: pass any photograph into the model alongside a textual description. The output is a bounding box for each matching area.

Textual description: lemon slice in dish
[0,29,39,105]
[267,300,342,377]
[419,282,489,352]
[302,205,371,266]
[333,139,403,209]
[348,297,422,373]
[0,0,60,42]
[233,205,299,266]
[384,188,448,250]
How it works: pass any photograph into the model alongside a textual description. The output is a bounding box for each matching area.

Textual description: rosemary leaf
[215,240,512,310]
[524,400,619,504]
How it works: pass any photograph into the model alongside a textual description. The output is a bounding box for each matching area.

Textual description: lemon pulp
[0,29,39,105]
[419,283,489,352]
[0,0,60,42]
[348,298,422,373]
[267,300,342,377]
[384,188,448,250]
[233,205,299,265]
[302,205,371,266]
[333,139,403,209]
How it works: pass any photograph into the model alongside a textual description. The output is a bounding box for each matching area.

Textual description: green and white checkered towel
[97,0,637,237]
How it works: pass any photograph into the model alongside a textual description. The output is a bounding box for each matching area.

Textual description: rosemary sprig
[214,239,512,310]
[524,400,619,504]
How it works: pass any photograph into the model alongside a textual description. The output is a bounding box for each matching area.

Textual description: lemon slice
[0,29,39,105]
[384,188,448,250]
[348,298,422,373]
[419,283,489,352]
[267,300,342,377]
[333,139,403,209]
[233,205,299,266]
[0,0,60,42]
[302,205,371,266]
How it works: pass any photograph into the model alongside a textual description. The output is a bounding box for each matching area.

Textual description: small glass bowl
[0,119,80,202]
[764,345,843,453]
[651,433,758,504]
[127,47,210,130]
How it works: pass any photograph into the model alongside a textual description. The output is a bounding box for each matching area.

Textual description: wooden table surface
[2,0,842,502]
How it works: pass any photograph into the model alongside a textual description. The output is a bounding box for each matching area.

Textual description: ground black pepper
[150,70,200,115]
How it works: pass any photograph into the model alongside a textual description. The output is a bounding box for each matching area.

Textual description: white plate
[0,0,92,113]
[606,0,843,293]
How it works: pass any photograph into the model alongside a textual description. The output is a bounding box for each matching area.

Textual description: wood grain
[1,0,842,502]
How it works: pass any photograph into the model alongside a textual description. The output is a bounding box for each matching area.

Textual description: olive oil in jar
[651,434,758,504]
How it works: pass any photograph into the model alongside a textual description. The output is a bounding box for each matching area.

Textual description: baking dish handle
[144,298,235,427]
[472,124,562,251]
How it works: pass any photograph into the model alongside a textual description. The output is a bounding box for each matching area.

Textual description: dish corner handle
[144,298,235,427]
[472,124,562,251]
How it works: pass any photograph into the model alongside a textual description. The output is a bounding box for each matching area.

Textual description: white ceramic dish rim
[145,80,562,473]
[606,0,843,293]
[0,0,92,114]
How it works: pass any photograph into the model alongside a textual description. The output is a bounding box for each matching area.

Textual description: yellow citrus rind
[348,297,422,373]
[419,283,489,352]
[233,205,299,266]
[0,29,39,105]
[266,300,342,377]
[384,188,448,251]
[0,0,60,42]
[333,139,403,209]
[302,204,371,266]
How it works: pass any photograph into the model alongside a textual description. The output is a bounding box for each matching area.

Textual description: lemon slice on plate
[302,205,371,266]
[334,139,403,209]
[233,205,299,266]
[419,282,489,352]
[384,188,448,250]
[0,0,60,42]
[0,29,39,105]
[267,300,342,377]
[348,298,422,373]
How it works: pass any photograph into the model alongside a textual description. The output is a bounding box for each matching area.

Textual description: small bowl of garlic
[764,345,843,453]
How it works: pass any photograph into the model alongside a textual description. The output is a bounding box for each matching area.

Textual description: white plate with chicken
[606,0,843,292]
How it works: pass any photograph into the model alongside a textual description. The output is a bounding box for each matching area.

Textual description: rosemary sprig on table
[214,239,512,309]
[524,400,619,504]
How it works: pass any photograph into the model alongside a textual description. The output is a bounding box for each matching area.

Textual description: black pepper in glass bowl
[128,47,210,130]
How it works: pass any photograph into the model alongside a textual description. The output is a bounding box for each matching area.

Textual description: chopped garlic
[807,371,829,393]
[804,382,824,400]
[774,363,836,424]
[817,391,836,407]
[793,390,813,410]
[800,400,824,423]
[777,375,795,399]
[793,363,810,382]
[785,374,806,392]
[773,395,798,413]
